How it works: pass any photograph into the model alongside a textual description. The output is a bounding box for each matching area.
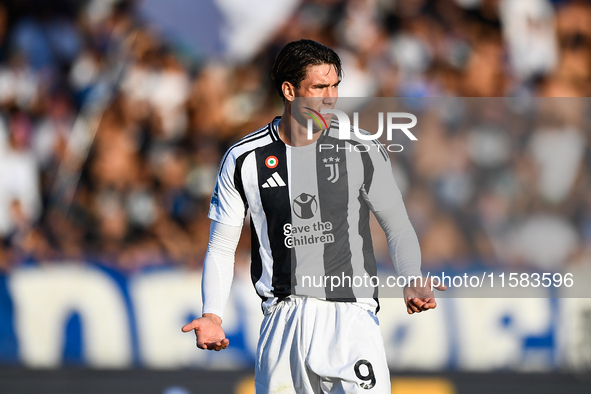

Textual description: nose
[322,89,337,106]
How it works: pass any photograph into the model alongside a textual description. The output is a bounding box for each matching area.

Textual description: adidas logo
[262,172,286,188]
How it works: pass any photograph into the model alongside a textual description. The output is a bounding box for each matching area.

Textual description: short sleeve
[208,154,247,227]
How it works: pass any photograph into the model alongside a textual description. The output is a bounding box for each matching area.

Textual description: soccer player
[182,39,446,393]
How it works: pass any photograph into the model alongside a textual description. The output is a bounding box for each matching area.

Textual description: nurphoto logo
[306,109,418,152]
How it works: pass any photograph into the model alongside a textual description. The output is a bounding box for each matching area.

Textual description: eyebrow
[312,81,341,89]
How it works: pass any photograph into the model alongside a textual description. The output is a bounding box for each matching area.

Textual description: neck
[278,102,322,147]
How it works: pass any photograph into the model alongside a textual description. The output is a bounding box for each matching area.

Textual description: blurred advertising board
[1,262,590,372]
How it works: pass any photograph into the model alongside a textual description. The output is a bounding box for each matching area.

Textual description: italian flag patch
[265,156,278,168]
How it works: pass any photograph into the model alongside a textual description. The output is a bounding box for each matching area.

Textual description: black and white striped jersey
[209,117,404,312]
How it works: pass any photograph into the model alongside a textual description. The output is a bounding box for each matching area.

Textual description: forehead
[302,63,339,85]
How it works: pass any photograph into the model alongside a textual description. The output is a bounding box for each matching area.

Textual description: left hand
[403,277,447,315]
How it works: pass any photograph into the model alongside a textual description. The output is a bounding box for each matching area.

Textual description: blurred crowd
[0,0,590,273]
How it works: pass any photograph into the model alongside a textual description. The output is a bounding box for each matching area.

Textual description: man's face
[291,63,340,132]
[295,63,340,99]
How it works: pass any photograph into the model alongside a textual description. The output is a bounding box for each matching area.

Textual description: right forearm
[201,221,242,319]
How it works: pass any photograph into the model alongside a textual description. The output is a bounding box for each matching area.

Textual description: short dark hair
[272,39,342,100]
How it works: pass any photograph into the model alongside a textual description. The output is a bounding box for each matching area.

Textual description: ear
[282,81,296,102]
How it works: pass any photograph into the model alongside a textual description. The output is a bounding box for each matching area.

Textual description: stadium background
[0,0,590,393]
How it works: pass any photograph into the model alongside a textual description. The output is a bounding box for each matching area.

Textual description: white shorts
[254,296,391,394]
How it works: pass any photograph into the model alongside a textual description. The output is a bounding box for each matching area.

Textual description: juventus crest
[323,156,340,183]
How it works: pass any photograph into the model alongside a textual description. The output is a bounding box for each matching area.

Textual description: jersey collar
[270,116,281,141]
